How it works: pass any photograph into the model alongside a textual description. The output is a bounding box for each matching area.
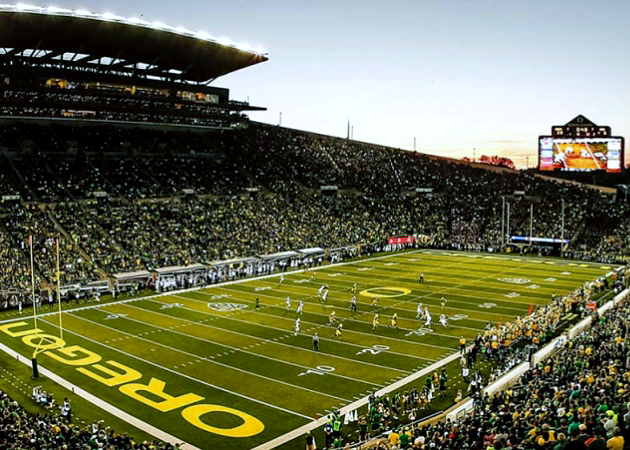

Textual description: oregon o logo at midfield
[360,287,411,298]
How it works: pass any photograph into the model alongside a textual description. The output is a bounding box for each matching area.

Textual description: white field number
[298,365,336,377]
[405,327,433,337]
[505,292,520,298]
[479,303,496,309]
[356,344,389,355]
[104,313,127,320]
[160,303,183,309]
[449,314,469,321]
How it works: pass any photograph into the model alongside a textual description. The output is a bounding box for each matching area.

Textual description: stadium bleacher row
[0,387,180,449]
[357,294,630,450]
[0,122,627,291]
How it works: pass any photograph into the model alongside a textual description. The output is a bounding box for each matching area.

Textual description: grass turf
[0,250,613,449]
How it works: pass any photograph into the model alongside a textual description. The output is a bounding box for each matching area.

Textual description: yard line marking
[69,311,352,403]
[192,289,483,337]
[343,257,596,276]
[307,270,575,298]
[245,280,523,321]
[169,295,454,353]
[118,301,413,374]
[95,304,384,387]
[250,347,466,450]
[0,340,201,450]
[39,317,314,420]
[420,250,613,269]
[0,250,424,326]
[184,259,479,348]
[274,265,567,304]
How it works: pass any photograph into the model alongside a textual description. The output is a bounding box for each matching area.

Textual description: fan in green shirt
[400,431,411,448]
[567,420,581,436]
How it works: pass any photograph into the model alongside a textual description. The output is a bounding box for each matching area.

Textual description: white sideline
[0,250,421,448]
[0,340,200,450]
[256,285,629,450]
[0,250,614,449]
[447,286,630,421]
[250,349,463,450]
[0,250,422,326]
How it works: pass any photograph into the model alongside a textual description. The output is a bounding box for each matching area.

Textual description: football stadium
[0,3,630,450]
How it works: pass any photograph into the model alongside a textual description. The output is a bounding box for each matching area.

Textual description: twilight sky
[48,0,630,167]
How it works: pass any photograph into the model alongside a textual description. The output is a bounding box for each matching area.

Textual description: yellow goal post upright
[55,238,63,343]
[28,234,39,378]
[29,235,66,378]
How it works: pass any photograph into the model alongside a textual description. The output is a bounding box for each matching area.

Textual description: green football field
[0,250,614,449]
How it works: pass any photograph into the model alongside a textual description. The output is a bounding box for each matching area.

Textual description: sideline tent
[298,247,325,256]
[206,257,259,268]
[258,251,300,261]
[153,264,207,276]
[112,270,151,282]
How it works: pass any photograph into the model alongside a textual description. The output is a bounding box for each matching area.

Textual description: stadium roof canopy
[0,5,268,86]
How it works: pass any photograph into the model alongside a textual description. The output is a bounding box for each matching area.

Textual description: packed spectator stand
[316,268,629,450]
[0,386,181,449]
[353,296,630,450]
[0,120,627,301]
[1,120,630,449]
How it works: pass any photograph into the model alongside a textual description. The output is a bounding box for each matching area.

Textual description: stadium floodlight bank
[0,5,267,126]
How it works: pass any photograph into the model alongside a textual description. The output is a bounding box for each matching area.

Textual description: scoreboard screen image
[539,137,624,173]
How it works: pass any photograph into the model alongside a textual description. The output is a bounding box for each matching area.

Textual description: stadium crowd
[0,387,181,449]
[0,121,629,449]
[0,122,627,293]
[0,86,246,128]
[332,270,623,447]
[399,297,630,450]
[321,273,630,450]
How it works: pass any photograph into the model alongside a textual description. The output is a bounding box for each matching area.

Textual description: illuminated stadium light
[126,16,145,24]
[16,3,40,10]
[175,26,193,36]
[152,21,173,31]
[217,36,236,47]
[196,31,216,40]
[74,9,96,16]
[136,62,157,70]
[253,45,267,55]
[0,4,269,56]
[46,5,69,13]
[101,12,116,20]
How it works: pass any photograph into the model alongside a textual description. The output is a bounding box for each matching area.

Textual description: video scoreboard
[539,137,623,173]
[538,115,624,173]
